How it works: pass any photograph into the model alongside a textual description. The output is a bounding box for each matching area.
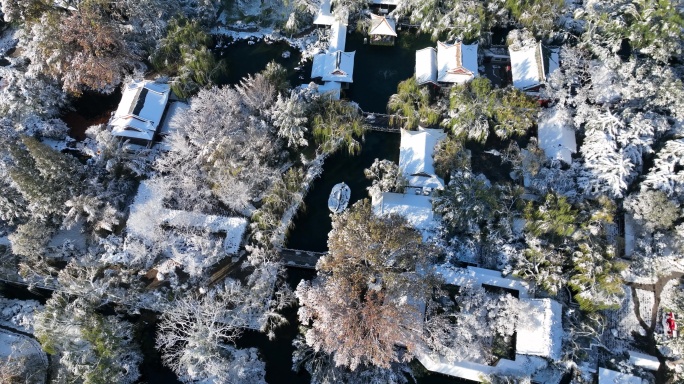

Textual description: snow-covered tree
[642,139,684,198]
[6,136,84,220]
[504,0,565,36]
[434,171,499,236]
[432,135,471,180]
[271,92,309,148]
[568,243,626,312]
[396,0,486,41]
[156,287,267,384]
[582,0,684,62]
[22,1,140,95]
[154,67,287,215]
[364,158,404,197]
[625,190,680,232]
[311,97,367,155]
[152,16,225,98]
[512,236,565,295]
[387,77,440,130]
[444,77,537,143]
[0,66,68,127]
[424,284,521,364]
[296,200,437,370]
[35,294,142,384]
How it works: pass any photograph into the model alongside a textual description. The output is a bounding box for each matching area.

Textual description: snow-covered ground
[0,329,48,384]
[607,286,642,344]
[537,107,576,164]
[0,298,42,333]
[213,26,325,61]
[635,288,655,328]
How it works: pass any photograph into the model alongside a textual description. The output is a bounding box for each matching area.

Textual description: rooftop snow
[159,101,189,136]
[313,0,334,25]
[414,345,494,382]
[598,367,643,384]
[316,81,342,99]
[127,181,247,254]
[328,22,347,52]
[415,47,437,85]
[435,265,531,298]
[629,351,660,371]
[111,80,170,142]
[516,298,563,360]
[537,107,576,164]
[437,41,478,84]
[163,210,248,254]
[322,51,355,83]
[372,192,435,240]
[369,14,397,37]
[510,43,542,90]
[399,127,446,188]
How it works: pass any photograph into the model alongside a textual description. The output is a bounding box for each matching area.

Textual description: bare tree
[156,286,267,383]
[296,200,438,370]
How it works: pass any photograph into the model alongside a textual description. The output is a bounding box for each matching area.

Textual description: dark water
[237,268,315,384]
[286,131,401,251]
[62,89,121,141]
[214,39,307,87]
[344,31,434,113]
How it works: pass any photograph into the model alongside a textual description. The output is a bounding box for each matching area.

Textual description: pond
[62,89,121,141]
[344,30,434,113]
[213,39,307,87]
[286,130,401,252]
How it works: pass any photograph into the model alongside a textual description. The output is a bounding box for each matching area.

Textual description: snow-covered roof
[399,127,446,189]
[312,51,355,83]
[437,41,479,84]
[313,0,334,25]
[436,265,531,298]
[516,298,563,360]
[162,210,248,254]
[316,81,342,100]
[127,181,247,254]
[537,107,576,164]
[629,351,660,371]
[414,345,494,382]
[415,47,437,85]
[328,21,347,52]
[372,192,435,240]
[159,101,189,136]
[509,43,543,91]
[598,367,643,384]
[369,14,397,37]
[311,53,326,78]
[110,80,170,142]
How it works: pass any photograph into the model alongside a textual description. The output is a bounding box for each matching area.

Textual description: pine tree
[8,136,83,219]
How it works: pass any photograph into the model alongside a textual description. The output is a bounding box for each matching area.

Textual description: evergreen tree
[445,77,538,143]
[8,136,83,219]
[35,294,142,384]
[524,193,578,244]
[311,98,366,155]
[387,77,440,130]
[153,16,225,98]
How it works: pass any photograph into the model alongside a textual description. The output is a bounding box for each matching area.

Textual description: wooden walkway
[362,112,401,132]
